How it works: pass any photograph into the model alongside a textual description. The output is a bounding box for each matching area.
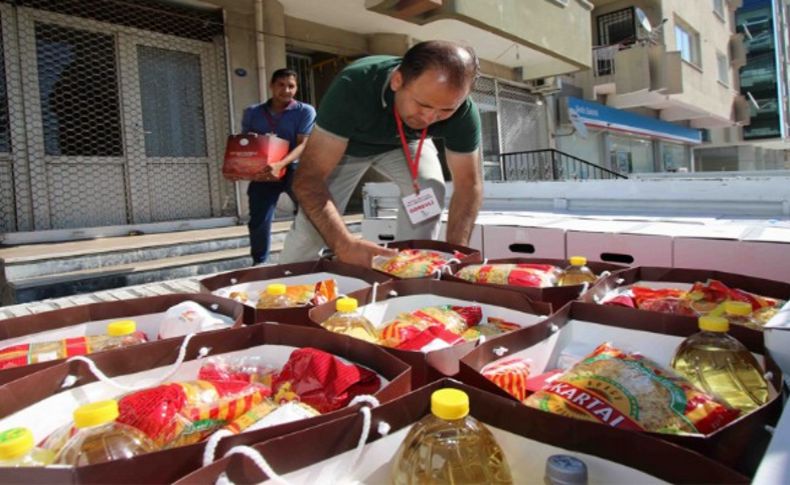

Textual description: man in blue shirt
[240,68,316,264]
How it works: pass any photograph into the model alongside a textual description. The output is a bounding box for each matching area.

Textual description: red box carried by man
[222,133,290,180]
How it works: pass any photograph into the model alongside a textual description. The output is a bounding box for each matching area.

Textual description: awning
[568,97,703,144]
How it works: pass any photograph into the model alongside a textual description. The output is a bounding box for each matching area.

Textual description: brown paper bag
[0,323,410,484]
[0,294,244,385]
[200,259,392,324]
[444,257,627,310]
[458,301,784,476]
[177,379,748,484]
[581,266,790,351]
[308,279,551,387]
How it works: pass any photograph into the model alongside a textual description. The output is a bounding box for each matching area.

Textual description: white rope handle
[599,270,612,279]
[64,333,201,391]
[203,429,235,466]
[578,281,590,297]
[220,445,291,485]
[339,395,380,484]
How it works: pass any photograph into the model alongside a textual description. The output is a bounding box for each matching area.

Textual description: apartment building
[0,0,593,237]
[696,0,790,171]
[557,0,748,174]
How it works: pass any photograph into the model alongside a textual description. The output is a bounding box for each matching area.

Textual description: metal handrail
[500,149,628,181]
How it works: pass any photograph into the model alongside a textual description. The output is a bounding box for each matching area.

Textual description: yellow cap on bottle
[724,301,752,316]
[699,315,729,332]
[73,400,119,429]
[266,284,286,296]
[107,319,136,336]
[569,256,587,266]
[0,427,34,459]
[336,297,358,313]
[431,388,469,420]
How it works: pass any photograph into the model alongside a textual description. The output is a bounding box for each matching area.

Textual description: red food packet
[394,325,465,351]
[272,347,381,413]
[481,357,532,401]
[222,133,289,180]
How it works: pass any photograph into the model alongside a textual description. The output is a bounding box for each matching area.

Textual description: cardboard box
[360,217,397,244]
[0,324,411,484]
[0,294,244,385]
[178,379,748,484]
[479,214,567,259]
[544,218,671,267]
[199,260,392,324]
[309,279,550,387]
[459,302,784,476]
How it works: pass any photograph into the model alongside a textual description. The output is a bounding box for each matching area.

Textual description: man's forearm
[294,171,353,250]
[445,186,482,245]
[279,140,308,166]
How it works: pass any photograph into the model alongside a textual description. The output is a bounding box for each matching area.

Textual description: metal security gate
[470,76,548,181]
[1,1,231,232]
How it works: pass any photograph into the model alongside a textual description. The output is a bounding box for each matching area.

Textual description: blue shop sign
[567,97,702,144]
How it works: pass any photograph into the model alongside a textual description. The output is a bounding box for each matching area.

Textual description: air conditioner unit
[525,76,562,94]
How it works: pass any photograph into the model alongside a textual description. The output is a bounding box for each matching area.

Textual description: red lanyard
[262,100,296,133]
[394,109,428,194]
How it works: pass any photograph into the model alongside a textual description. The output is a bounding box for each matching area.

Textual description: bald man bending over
[279,40,483,267]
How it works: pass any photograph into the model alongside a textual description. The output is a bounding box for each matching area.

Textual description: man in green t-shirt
[279,40,483,266]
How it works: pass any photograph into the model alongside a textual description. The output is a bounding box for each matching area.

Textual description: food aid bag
[222,133,290,180]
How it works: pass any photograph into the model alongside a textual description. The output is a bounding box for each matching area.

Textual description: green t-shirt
[315,55,481,157]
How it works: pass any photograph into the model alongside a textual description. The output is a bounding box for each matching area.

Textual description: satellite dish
[635,8,653,33]
[568,108,589,140]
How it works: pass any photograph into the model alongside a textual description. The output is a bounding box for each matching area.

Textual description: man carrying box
[241,68,316,264]
[279,40,483,267]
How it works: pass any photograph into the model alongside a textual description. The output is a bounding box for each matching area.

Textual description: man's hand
[251,164,281,182]
[334,239,397,267]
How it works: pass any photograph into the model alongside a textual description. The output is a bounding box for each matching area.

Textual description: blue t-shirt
[241,100,316,154]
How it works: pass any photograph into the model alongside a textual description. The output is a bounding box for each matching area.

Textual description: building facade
[0,0,595,237]
[557,0,748,174]
[696,0,790,171]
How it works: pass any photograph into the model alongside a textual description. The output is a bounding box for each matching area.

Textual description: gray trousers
[279,139,445,263]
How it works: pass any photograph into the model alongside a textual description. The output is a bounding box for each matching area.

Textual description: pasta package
[378,305,482,348]
[456,263,558,288]
[524,343,740,435]
[117,379,270,448]
[372,249,457,278]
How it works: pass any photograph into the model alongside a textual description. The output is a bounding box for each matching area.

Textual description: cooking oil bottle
[557,256,597,287]
[724,301,762,330]
[257,283,294,309]
[56,400,156,466]
[0,428,55,467]
[671,316,770,413]
[391,388,513,484]
[320,297,379,344]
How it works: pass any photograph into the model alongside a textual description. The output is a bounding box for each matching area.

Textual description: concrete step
[1,217,363,305]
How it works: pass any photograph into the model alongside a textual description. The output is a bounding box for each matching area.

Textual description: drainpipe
[255,0,268,102]
[221,8,243,223]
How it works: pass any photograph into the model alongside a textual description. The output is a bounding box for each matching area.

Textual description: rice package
[524,343,740,435]
[456,263,558,288]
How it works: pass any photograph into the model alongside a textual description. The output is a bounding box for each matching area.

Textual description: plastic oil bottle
[391,388,513,484]
[724,300,762,330]
[0,428,55,467]
[320,297,379,344]
[56,400,156,466]
[671,316,770,413]
[97,320,147,350]
[257,283,294,309]
[557,256,597,287]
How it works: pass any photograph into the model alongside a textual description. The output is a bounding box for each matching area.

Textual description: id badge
[402,187,441,225]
